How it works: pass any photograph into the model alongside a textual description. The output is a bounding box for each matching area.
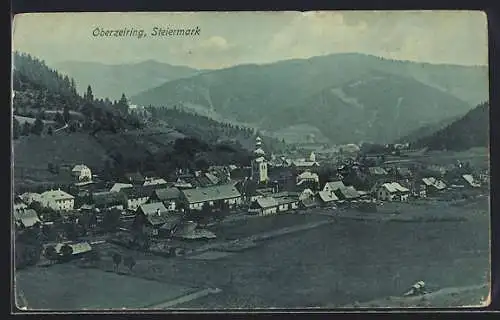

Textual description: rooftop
[182,184,241,204]
[153,187,182,201]
[40,189,75,200]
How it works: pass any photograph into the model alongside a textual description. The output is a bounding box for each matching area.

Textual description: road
[146,288,222,309]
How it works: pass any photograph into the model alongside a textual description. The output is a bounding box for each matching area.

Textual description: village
[13,135,490,309]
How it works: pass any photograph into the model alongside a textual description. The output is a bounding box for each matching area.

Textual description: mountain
[52,60,203,100]
[395,115,461,144]
[412,102,489,151]
[131,53,487,144]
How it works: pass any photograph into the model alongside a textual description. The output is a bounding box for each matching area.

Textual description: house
[92,191,126,210]
[368,166,388,176]
[14,209,41,228]
[296,171,320,184]
[133,202,178,237]
[376,182,410,201]
[422,177,447,194]
[181,184,242,211]
[109,183,133,193]
[148,187,181,211]
[143,177,168,187]
[174,179,194,190]
[276,196,300,212]
[19,192,42,205]
[335,186,361,201]
[271,192,300,212]
[300,195,321,209]
[323,181,346,193]
[13,196,28,214]
[417,185,427,198]
[71,164,92,182]
[39,189,75,211]
[462,174,481,188]
[248,197,279,215]
[317,190,339,206]
[291,159,320,172]
[479,172,490,184]
[396,167,413,179]
[121,186,154,211]
[124,172,145,185]
[299,188,315,201]
[54,242,92,256]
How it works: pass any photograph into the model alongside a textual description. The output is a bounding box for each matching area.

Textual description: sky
[12,11,488,69]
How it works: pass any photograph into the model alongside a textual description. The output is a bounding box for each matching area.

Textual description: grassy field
[15,198,490,310]
[418,147,489,169]
[15,263,198,310]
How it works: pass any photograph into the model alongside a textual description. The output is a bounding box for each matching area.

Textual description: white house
[39,189,75,211]
[296,171,319,184]
[376,182,410,202]
[71,164,92,182]
[323,181,346,193]
[249,197,279,216]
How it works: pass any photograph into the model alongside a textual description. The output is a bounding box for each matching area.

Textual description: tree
[84,85,94,102]
[64,222,79,241]
[13,118,21,139]
[60,244,73,262]
[63,106,70,123]
[32,118,44,136]
[117,93,130,114]
[101,208,121,232]
[87,249,101,267]
[21,122,31,136]
[123,256,136,273]
[112,252,122,272]
[44,245,59,264]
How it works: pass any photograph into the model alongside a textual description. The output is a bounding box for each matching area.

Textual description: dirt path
[146,288,222,309]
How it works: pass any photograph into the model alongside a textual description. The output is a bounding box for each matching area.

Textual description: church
[251,136,269,184]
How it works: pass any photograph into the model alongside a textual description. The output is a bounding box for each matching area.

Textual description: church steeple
[251,136,268,183]
[254,136,265,158]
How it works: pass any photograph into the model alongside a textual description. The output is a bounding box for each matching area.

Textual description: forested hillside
[146,106,287,152]
[411,102,489,151]
[12,51,143,140]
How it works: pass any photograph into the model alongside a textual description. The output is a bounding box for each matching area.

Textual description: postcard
[11,11,490,311]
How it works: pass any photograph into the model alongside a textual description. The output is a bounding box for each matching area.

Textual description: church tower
[309,151,316,162]
[251,136,269,184]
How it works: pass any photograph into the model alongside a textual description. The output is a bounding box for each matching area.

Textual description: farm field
[15,198,490,310]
